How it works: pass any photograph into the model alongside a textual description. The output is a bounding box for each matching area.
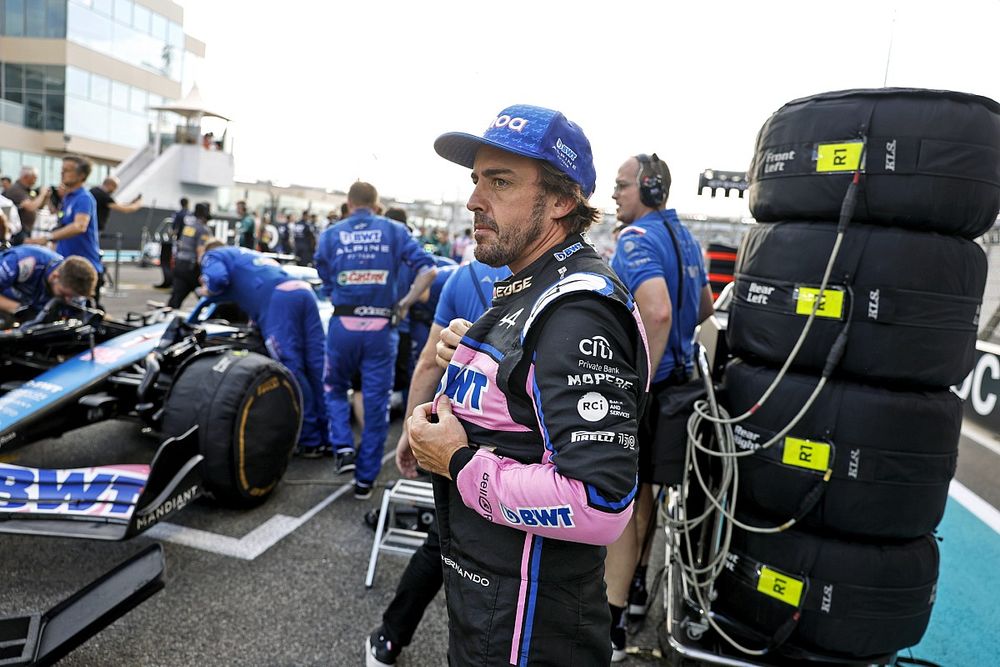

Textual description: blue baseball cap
[434,104,597,198]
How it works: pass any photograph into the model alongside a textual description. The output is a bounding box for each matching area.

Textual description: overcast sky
[177,0,1000,218]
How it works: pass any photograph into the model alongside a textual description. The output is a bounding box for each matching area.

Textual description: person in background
[0,194,21,247]
[384,207,418,415]
[407,254,458,385]
[450,227,472,263]
[3,166,50,246]
[605,152,713,660]
[276,214,291,255]
[155,197,188,289]
[257,216,279,253]
[26,156,104,306]
[433,228,451,258]
[0,246,97,318]
[314,181,436,499]
[0,176,11,191]
[292,210,317,266]
[236,201,255,249]
[90,176,142,232]
[198,242,328,455]
[168,202,213,309]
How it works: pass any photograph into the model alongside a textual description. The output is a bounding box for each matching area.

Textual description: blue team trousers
[323,316,398,485]
[261,281,328,448]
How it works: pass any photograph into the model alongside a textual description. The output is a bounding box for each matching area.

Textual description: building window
[111,80,129,109]
[131,2,149,33]
[46,0,67,38]
[25,0,46,36]
[67,0,182,82]
[2,0,67,38]
[4,0,25,36]
[89,72,110,104]
[66,66,89,98]
[112,0,131,26]
[0,62,65,132]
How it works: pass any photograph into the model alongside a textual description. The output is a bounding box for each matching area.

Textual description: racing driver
[0,245,97,319]
[408,104,650,665]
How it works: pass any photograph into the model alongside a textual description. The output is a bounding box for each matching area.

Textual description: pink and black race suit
[433,234,650,666]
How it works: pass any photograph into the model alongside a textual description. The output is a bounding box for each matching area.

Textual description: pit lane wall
[955,340,1000,434]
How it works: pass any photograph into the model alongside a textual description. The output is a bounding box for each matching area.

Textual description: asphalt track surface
[2,266,999,665]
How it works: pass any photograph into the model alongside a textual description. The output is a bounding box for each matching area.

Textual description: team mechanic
[0,245,97,317]
[198,242,328,453]
[408,104,650,665]
[25,157,104,305]
[606,153,713,659]
[314,182,436,499]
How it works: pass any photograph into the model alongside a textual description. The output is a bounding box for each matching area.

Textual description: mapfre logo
[337,270,388,286]
[489,114,527,132]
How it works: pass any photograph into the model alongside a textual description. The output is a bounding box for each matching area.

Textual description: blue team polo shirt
[611,209,707,383]
[57,186,102,273]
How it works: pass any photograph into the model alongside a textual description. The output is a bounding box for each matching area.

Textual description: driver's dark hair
[537,161,600,234]
[59,256,97,297]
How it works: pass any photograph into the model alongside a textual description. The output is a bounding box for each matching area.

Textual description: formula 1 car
[0,297,304,541]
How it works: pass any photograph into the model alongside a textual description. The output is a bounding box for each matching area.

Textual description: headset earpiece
[635,153,667,208]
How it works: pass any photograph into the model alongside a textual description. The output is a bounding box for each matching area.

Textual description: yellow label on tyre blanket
[782,437,831,472]
[815,141,863,172]
[795,287,844,319]
[757,567,804,607]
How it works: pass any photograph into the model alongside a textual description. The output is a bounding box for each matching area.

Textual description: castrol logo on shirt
[337,270,389,286]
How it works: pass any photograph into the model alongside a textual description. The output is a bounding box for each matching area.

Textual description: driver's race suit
[200,246,327,449]
[0,245,63,311]
[434,234,650,666]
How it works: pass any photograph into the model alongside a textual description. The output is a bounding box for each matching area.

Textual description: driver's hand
[436,318,471,369]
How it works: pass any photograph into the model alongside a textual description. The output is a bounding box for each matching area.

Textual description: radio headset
[635,153,668,208]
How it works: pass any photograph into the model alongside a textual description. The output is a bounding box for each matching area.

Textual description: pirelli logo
[782,437,831,472]
[794,286,844,319]
[257,377,280,396]
[815,141,863,172]
[757,566,804,607]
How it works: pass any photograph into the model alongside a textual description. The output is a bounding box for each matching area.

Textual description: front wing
[0,427,203,540]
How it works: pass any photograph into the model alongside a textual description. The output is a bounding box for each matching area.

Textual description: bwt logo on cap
[489,114,528,132]
[555,138,577,162]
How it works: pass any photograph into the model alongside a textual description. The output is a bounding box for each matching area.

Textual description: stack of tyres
[716,88,1000,661]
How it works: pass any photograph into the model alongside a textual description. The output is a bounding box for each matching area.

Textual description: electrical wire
[663,165,866,658]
